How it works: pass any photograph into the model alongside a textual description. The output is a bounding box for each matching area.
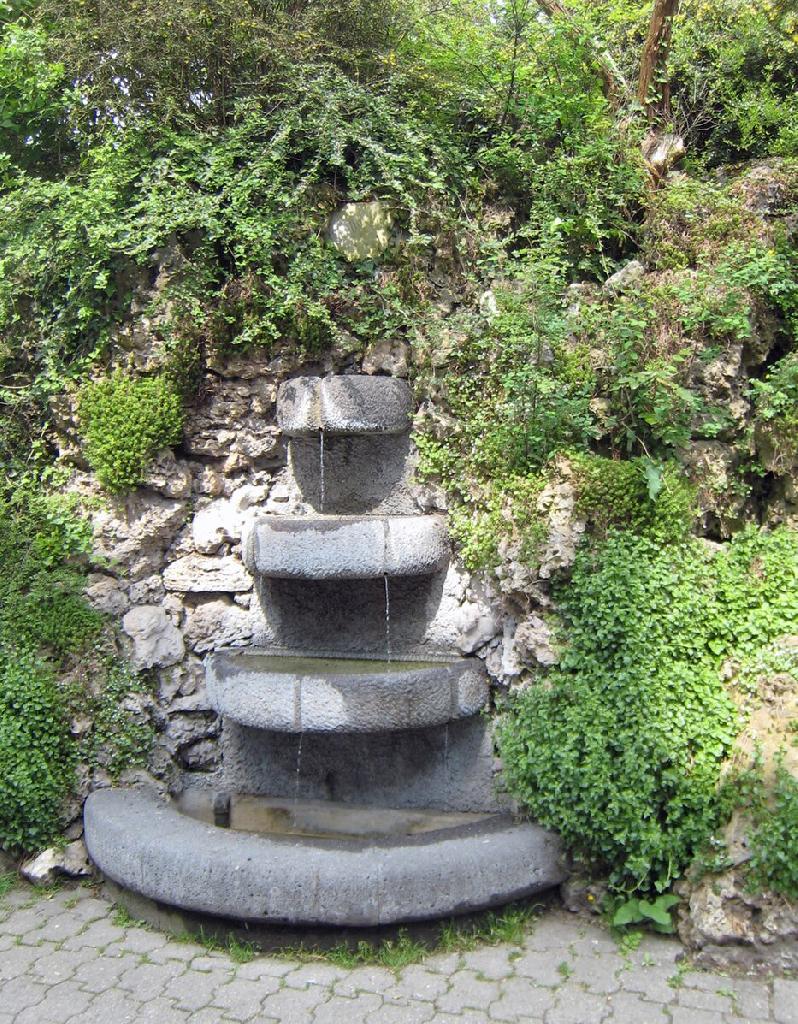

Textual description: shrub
[498,527,798,895]
[752,352,798,474]
[747,760,798,900]
[77,370,185,492]
[0,649,74,852]
[0,488,101,659]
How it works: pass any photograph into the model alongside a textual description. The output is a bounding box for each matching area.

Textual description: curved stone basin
[205,649,489,732]
[243,514,449,579]
[84,788,566,927]
[277,376,412,436]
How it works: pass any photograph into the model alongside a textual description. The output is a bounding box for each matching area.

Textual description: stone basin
[205,649,489,732]
[277,375,412,436]
[84,787,566,927]
[176,791,487,840]
[243,514,449,579]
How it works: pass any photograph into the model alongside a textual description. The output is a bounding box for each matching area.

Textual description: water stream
[318,428,325,513]
[294,678,304,803]
[384,574,392,662]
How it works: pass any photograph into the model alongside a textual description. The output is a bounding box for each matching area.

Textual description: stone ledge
[205,649,489,732]
[277,376,412,436]
[84,788,566,927]
[243,514,449,579]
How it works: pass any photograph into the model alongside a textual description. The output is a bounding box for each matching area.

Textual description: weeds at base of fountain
[104,878,552,968]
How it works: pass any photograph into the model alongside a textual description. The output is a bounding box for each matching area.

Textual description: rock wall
[60,335,505,793]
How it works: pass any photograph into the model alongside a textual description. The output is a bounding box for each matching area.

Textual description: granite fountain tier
[243,514,449,579]
[85,788,562,927]
[84,372,565,930]
[205,649,489,732]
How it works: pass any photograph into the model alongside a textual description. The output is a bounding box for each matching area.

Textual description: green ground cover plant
[77,370,184,492]
[498,527,798,896]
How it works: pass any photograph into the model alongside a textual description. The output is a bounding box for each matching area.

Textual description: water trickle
[318,428,325,513]
[294,678,304,803]
[294,731,304,804]
[442,722,450,780]
[384,574,392,663]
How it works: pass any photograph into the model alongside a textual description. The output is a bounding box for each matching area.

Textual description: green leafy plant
[499,527,798,896]
[0,649,74,852]
[77,370,185,492]
[746,759,798,900]
[611,893,680,933]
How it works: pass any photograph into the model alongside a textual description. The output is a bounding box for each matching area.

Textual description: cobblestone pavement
[1,880,795,1024]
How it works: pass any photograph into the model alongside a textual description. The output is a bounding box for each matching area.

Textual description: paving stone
[774,978,798,1024]
[73,952,140,992]
[567,953,622,994]
[0,941,48,979]
[424,952,464,974]
[679,986,735,1014]
[29,946,97,984]
[436,970,501,1013]
[618,964,680,1004]
[234,957,295,980]
[367,1000,436,1023]
[283,962,349,988]
[118,958,186,1000]
[260,983,330,1022]
[605,990,669,1023]
[684,976,769,1020]
[489,976,557,1021]
[13,979,93,1023]
[212,975,280,1019]
[523,915,582,952]
[670,1007,726,1024]
[312,992,384,1023]
[512,949,570,987]
[163,968,225,1011]
[568,925,619,956]
[187,953,232,972]
[545,987,612,1024]
[332,965,397,996]
[62,918,128,949]
[387,964,450,1002]
[68,989,148,1024]
[106,928,170,956]
[462,947,516,980]
[428,1013,494,1024]
[629,934,685,967]
[147,940,208,963]
[0,974,49,1014]
[1,907,54,935]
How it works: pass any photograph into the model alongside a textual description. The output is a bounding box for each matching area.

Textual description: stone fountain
[84,375,564,928]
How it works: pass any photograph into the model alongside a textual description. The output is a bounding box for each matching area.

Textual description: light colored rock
[183,597,253,653]
[128,573,165,605]
[164,555,253,593]
[122,605,185,669]
[92,494,187,577]
[362,338,410,378]
[84,574,129,616]
[328,201,393,261]
[642,131,685,178]
[192,485,268,554]
[21,840,92,885]
[514,614,559,666]
[603,259,645,293]
[679,869,798,973]
[142,449,193,498]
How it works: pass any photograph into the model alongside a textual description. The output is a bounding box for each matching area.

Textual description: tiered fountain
[85,375,564,928]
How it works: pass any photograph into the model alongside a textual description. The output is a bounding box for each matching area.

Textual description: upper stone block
[277,376,412,437]
[243,514,449,579]
[328,201,393,261]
